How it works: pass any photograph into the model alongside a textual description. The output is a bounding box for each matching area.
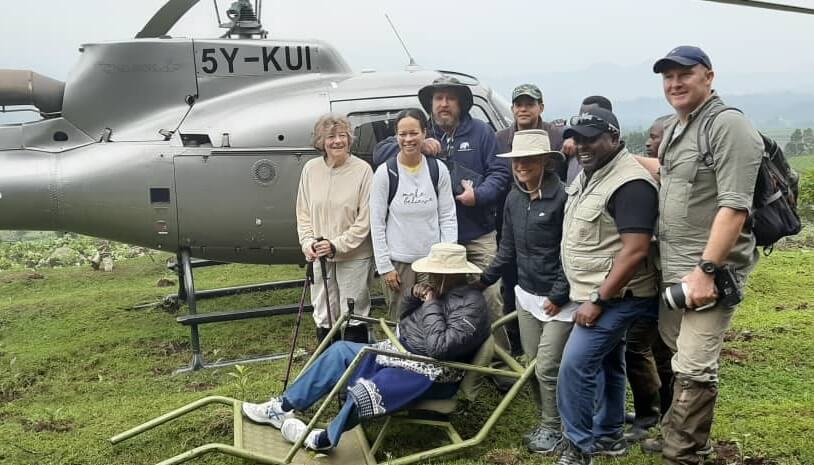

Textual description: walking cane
[314,237,334,332]
[282,261,314,390]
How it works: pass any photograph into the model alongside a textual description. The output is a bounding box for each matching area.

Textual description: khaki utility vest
[562,148,659,302]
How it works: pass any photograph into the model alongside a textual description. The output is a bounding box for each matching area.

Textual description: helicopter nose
[0,150,59,231]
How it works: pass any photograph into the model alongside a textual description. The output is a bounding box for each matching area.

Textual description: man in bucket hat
[374,75,511,351]
[478,129,575,454]
[554,108,660,464]
[242,242,490,452]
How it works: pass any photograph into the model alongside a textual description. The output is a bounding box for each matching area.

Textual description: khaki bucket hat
[411,243,482,274]
[497,129,565,161]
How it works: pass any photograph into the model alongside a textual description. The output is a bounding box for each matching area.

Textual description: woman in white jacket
[296,114,374,343]
[369,108,457,320]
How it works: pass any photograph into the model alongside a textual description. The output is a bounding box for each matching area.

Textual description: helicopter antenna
[700,0,814,15]
[385,14,420,70]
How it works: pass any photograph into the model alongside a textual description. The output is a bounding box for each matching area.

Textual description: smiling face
[662,63,714,117]
[512,155,545,190]
[574,132,618,173]
[322,124,351,160]
[512,96,543,129]
[432,90,461,129]
[396,116,426,158]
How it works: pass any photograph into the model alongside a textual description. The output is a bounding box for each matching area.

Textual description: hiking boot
[624,412,636,424]
[280,418,331,451]
[623,424,653,442]
[523,424,543,445]
[527,428,562,455]
[556,440,594,465]
[591,434,627,456]
[662,376,718,464]
[241,397,294,428]
[641,437,713,456]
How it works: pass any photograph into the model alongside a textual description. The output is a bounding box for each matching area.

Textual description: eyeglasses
[568,113,620,135]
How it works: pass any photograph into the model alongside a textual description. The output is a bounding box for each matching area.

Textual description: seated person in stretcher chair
[241,243,491,451]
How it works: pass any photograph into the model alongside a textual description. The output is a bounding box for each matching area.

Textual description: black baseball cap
[653,45,713,73]
[563,107,621,139]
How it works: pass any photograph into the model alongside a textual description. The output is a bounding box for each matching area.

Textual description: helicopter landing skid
[170,249,384,374]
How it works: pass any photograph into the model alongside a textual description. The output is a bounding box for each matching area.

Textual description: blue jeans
[283,341,366,446]
[557,298,657,453]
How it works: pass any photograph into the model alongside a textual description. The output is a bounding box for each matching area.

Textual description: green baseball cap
[511,84,543,103]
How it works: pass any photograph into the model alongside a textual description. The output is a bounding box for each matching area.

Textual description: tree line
[784,128,814,156]
[624,128,814,157]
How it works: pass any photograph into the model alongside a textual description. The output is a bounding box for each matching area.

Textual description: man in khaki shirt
[638,46,763,465]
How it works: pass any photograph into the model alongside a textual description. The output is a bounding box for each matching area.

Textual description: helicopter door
[173,147,319,265]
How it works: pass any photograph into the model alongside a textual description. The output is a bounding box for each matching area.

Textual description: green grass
[790,154,814,174]
[1,252,813,465]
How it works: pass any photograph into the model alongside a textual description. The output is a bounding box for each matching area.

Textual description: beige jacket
[296,155,374,261]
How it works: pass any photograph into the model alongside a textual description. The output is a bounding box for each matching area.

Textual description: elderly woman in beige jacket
[296,114,374,343]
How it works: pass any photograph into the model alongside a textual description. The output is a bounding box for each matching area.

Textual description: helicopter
[0,0,513,267]
[0,0,519,370]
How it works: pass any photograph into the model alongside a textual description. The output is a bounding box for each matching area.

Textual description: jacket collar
[685,91,721,124]
[430,114,473,140]
[568,145,629,195]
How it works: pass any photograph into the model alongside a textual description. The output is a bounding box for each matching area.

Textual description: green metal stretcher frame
[110,310,536,465]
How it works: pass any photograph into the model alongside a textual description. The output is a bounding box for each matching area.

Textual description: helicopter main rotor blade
[136,0,201,38]
[700,0,814,15]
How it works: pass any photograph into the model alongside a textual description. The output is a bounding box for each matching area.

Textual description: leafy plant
[226,364,252,400]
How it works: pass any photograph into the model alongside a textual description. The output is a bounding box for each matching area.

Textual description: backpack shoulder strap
[427,156,440,198]
[697,105,743,168]
[386,155,399,207]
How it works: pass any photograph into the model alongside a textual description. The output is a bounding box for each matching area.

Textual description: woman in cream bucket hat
[411,243,481,275]
[242,241,491,453]
[479,129,576,455]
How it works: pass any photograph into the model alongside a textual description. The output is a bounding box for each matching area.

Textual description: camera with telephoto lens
[663,264,742,311]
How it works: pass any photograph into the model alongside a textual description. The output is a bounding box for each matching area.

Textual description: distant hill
[613,92,814,132]
[480,61,814,132]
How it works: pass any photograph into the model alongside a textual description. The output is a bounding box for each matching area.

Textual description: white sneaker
[241,397,294,428]
[280,418,331,451]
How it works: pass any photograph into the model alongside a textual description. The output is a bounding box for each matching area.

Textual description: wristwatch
[697,259,718,275]
[589,290,605,308]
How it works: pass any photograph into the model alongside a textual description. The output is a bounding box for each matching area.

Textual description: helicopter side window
[348,105,499,164]
[469,105,496,131]
[348,112,399,165]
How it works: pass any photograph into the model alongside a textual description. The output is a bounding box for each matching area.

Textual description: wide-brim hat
[418,76,474,115]
[497,129,565,161]
[411,243,482,274]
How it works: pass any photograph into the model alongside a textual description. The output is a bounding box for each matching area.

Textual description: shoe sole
[241,403,287,429]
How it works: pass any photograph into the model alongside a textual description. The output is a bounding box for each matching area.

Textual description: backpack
[697,105,802,254]
[385,155,440,219]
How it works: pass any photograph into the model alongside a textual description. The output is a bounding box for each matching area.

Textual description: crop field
[1,247,813,465]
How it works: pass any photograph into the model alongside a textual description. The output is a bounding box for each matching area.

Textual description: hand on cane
[383,270,401,292]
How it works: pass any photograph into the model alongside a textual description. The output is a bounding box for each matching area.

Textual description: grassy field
[790,154,814,174]
[1,252,813,465]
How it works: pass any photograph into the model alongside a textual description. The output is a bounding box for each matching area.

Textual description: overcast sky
[1,0,812,112]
